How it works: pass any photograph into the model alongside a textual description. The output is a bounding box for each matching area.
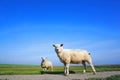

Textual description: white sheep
[53,44,96,76]
[41,57,53,71]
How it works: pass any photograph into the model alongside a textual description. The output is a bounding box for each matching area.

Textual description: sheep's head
[41,57,47,62]
[41,57,47,67]
[53,44,63,53]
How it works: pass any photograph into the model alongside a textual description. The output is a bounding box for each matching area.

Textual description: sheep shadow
[40,70,75,75]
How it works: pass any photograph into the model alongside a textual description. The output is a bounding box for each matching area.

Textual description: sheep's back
[41,61,53,68]
[65,49,91,63]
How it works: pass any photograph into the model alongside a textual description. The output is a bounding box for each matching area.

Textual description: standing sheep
[41,57,53,71]
[53,44,96,76]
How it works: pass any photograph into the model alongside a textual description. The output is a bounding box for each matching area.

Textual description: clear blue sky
[0,0,120,65]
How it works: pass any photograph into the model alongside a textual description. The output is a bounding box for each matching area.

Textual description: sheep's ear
[53,44,55,47]
[60,44,63,46]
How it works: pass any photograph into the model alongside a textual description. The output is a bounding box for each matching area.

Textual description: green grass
[0,64,40,75]
[0,64,120,75]
[84,74,120,80]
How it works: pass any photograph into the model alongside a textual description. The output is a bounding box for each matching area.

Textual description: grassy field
[0,64,120,75]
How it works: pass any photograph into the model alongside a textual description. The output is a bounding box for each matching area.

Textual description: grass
[84,74,120,80]
[0,64,40,75]
[0,64,120,75]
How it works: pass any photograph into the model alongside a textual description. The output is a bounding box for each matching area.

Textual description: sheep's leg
[87,61,96,75]
[64,64,69,76]
[66,64,69,75]
[44,68,47,71]
[89,63,96,75]
[64,66,66,75]
[43,68,44,71]
[82,61,86,74]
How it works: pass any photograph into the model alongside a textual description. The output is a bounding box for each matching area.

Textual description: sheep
[53,44,96,76]
[41,57,53,71]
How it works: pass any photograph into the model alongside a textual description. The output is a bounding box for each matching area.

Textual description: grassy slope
[0,64,120,75]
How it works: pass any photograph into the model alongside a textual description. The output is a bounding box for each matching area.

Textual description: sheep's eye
[55,48,59,51]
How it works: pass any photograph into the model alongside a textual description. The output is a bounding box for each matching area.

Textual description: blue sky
[0,0,120,65]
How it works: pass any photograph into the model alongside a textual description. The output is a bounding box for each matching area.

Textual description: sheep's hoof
[83,72,86,74]
[64,73,69,76]
[93,72,96,75]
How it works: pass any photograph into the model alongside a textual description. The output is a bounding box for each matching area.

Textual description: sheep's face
[53,44,63,53]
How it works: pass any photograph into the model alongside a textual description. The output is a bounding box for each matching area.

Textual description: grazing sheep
[53,44,96,76]
[41,57,53,71]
